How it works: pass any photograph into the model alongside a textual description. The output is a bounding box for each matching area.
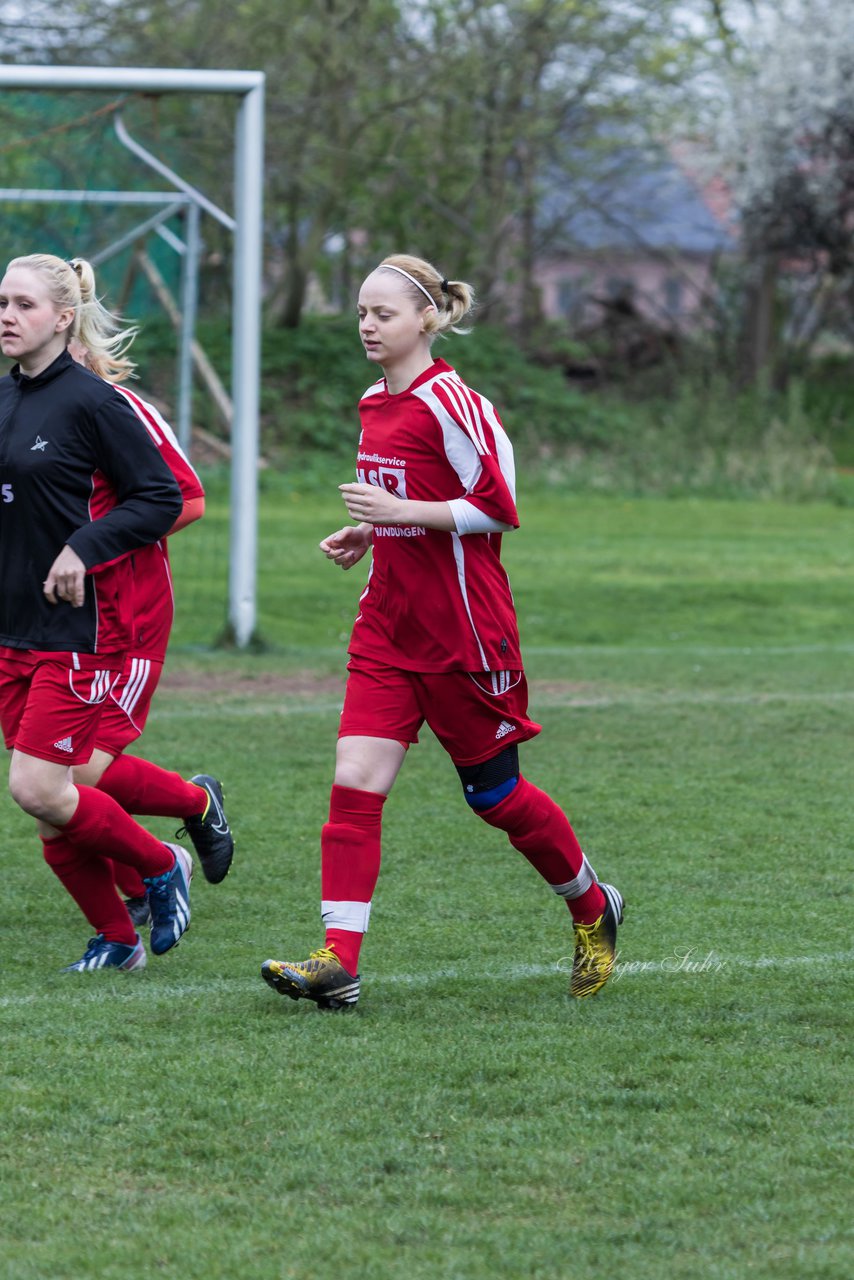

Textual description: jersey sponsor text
[373,525,427,538]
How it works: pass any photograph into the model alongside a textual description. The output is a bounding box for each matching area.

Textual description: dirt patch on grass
[159,669,345,700]
[160,668,609,706]
[529,680,616,702]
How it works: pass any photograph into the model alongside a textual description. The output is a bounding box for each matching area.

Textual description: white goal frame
[0,65,265,649]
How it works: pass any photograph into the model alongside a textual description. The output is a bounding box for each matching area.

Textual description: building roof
[543,147,735,255]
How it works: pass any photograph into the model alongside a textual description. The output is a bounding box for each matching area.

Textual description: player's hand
[339,482,404,526]
[43,545,87,607]
[320,524,372,571]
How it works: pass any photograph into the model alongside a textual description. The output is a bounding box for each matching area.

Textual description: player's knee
[8,756,71,823]
[8,769,53,819]
[456,744,519,811]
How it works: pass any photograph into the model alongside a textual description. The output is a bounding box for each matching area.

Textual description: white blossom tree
[710,0,854,379]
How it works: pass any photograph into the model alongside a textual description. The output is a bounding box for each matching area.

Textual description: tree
[1,0,702,331]
[350,0,700,332]
[708,0,854,381]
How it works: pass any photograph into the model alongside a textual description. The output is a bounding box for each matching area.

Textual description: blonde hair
[377,253,475,339]
[6,253,138,382]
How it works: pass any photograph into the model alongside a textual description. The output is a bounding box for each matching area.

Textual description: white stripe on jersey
[413,381,482,490]
[439,374,488,454]
[415,372,485,455]
[478,392,517,501]
[113,384,201,484]
[113,385,165,445]
[451,532,490,671]
[412,372,517,501]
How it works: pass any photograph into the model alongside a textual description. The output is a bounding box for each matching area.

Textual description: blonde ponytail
[68,258,138,383]
[378,254,476,340]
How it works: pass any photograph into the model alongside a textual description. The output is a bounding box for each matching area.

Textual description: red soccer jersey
[112,387,205,661]
[348,358,522,673]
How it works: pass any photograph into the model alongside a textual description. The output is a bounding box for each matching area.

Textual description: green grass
[1,482,852,1280]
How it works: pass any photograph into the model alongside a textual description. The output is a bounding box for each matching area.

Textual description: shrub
[130,315,843,500]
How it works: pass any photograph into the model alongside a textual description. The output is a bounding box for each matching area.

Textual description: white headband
[380,263,438,310]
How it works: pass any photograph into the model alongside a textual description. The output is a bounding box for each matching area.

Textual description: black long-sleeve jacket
[0,350,182,654]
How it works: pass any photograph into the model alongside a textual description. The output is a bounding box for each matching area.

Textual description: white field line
[1,950,852,1009]
[152,699,345,719]
[525,642,854,657]
[528,689,854,710]
[228,643,854,658]
[150,688,854,719]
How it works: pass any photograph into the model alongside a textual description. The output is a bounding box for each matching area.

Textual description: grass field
[2,481,852,1280]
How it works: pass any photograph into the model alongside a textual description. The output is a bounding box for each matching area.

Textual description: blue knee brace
[456,744,519,810]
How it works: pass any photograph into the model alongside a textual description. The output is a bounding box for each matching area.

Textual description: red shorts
[340,654,541,766]
[93,655,164,755]
[0,647,124,765]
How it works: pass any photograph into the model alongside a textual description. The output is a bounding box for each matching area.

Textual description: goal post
[0,65,265,649]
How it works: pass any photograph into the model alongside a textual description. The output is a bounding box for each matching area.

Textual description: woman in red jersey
[0,253,192,972]
[64,261,234,925]
[261,253,624,1010]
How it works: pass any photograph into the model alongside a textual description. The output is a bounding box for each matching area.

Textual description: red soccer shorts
[0,647,123,765]
[93,655,164,755]
[340,653,542,766]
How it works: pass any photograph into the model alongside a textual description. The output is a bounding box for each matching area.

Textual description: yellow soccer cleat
[261,947,361,1010]
[570,883,624,998]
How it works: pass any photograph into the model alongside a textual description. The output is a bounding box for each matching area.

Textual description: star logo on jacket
[30,435,48,452]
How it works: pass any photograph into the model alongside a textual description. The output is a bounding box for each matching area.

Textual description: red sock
[98,754,206,817]
[42,836,136,945]
[321,784,385,975]
[478,777,605,923]
[62,785,174,879]
[110,859,147,900]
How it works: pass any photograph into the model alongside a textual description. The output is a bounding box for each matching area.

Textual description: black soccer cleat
[123,895,152,928]
[178,774,234,884]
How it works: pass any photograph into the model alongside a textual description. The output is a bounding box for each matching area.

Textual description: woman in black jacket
[0,253,193,971]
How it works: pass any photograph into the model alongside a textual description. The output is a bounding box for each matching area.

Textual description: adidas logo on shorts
[53,736,74,753]
[495,720,516,740]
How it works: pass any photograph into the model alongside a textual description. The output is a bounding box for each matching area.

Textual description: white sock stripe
[549,854,596,899]
[321,900,372,932]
